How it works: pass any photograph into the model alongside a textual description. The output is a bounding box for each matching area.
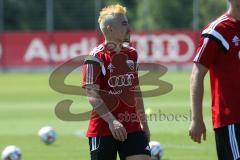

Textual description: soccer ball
[149,141,163,160]
[38,126,57,145]
[1,145,22,160]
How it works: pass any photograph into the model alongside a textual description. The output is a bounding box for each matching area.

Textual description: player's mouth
[123,32,130,42]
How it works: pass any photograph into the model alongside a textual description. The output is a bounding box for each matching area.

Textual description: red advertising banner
[0,34,4,68]
[0,31,199,68]
[2,32,99,68]
[3,32,50,67]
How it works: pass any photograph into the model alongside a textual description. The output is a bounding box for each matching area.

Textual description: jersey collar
[103,41,124,54]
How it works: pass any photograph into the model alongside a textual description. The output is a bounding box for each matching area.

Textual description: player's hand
[108,120,127,141]
[189,120,206,143]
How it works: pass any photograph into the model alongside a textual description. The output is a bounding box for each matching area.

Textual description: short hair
[98,4,127,32]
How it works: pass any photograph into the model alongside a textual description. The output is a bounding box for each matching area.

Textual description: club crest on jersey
[126,60,134,70]
[232,36,240,46]
[107,63,115,73]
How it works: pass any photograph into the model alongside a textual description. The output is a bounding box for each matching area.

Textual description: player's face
[233,0,240,18]
[111,14,130,43]
[237,0,240,7]
[232,0,240,7]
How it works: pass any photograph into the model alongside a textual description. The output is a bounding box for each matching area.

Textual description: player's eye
[122,21,128,26]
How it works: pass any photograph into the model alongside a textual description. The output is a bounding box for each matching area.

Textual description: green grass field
[0,71,217,160]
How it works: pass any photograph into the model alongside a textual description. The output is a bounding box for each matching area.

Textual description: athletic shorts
[88,131,151,160]
[214,123,240,160]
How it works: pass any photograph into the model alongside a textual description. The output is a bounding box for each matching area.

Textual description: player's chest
[102,53,137,76]
[100,53,138,91]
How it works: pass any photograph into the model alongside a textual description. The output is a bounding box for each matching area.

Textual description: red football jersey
[194,14,240,128]
[82,42,142,137]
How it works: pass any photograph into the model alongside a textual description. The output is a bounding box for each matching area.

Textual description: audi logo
[131,34,195,63]
[108,74,135,88]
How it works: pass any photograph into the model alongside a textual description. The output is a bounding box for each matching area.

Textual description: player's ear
[106,25,112,32]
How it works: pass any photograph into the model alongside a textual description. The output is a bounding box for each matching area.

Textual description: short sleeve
[193,36,222,68]
[82,63,101,88]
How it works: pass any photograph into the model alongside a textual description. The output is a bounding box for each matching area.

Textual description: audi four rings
[131,34,195,63]
[108,73,135,88]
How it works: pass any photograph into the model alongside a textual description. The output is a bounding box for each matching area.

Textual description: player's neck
[228,6,240,21]
[105,38,123,54]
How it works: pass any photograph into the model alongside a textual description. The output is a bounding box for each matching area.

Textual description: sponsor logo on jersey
[108,73,134,88]
[108,90,122,95]
[126,60,135,70]
[232,36,240,46]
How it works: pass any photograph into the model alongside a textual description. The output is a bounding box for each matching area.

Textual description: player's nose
[127,26,131,33]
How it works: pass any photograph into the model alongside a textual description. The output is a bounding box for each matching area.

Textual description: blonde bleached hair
[98,4,127,33]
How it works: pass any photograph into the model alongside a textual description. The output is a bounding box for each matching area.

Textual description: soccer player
[82,4,151,160]
[189,0,240,159]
